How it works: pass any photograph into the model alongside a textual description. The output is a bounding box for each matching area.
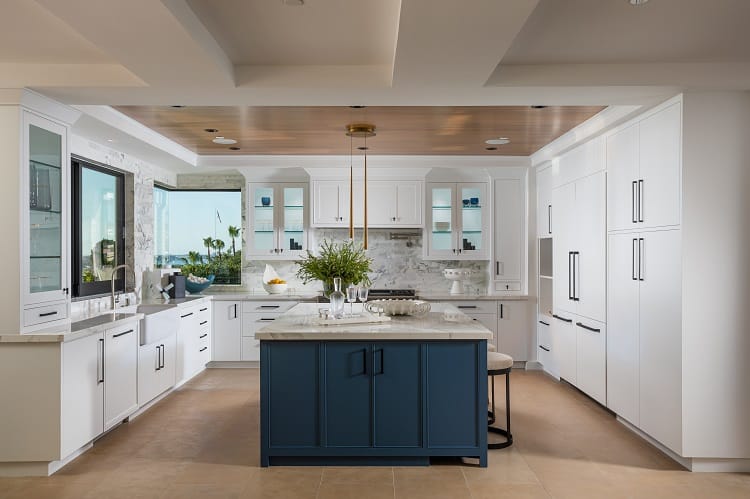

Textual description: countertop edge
[0,313,144,344]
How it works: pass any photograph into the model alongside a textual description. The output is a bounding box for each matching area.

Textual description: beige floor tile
[467,482,552,499]
[393,465,465,485]
[322,466,394,484]
[394,480,471,499]
[317,481,394,499]
[241,467,322,498]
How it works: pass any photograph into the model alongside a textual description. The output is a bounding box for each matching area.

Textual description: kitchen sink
[138,305,179,346]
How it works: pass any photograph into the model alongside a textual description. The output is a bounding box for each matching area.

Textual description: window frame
[71,157,126,298]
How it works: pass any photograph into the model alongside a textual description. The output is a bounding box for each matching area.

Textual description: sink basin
[138,306,178,345]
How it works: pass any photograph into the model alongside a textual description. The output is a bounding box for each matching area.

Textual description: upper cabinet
[607,102,682,232]
[493,178,525,290]
[248,182,308,260]
[22,111,70,322]
[311,179,422,228]
[536,166,553,237]
[425,182,489,260]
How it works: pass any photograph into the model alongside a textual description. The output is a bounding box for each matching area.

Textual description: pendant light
[345,123,376,249]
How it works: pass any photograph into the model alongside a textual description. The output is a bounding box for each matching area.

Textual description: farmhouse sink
[138,305,179,346]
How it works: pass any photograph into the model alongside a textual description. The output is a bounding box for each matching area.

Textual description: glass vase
[328,277,346,319]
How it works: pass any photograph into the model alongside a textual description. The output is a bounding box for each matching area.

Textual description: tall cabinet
[248,183,308,259]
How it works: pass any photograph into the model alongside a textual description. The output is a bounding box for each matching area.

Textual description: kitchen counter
[139,295,212,308]
[417,293,532,301]
[256,302,492,341]
[207,289,320,301]
[0,312,143,343]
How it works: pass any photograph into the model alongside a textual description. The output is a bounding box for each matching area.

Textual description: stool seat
[487,343,497,352]
[488,352,513,371]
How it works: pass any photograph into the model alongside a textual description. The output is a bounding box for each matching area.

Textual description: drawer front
[494,282,521,292]
[242,313,280,337]
[242,301,296,314]
[197,303,211,323]
[178,306,199,321]
[449,301,497,314]
[241,336,260,361]
[24,301,68,327]
[197,342,210,365]
[537,318,551,348]
[197,329,210,349]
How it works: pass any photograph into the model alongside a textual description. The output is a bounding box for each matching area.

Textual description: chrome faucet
[111,264,131,310]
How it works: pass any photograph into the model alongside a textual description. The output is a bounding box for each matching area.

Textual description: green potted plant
[296,240,372,296]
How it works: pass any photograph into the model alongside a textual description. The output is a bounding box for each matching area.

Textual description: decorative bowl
[263,282,288,294]
[185,274,214,294]
[365,299,431,317]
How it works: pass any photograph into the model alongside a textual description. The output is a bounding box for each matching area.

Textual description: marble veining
[256,303,493,341]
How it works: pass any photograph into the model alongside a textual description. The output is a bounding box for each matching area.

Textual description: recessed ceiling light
[212,136,237,145]
[485,137,510,145]
[106,138,115,143]
[628,0,649,5]
[485,146,498,151]
[204,128,218,133]
[229,146,240,151]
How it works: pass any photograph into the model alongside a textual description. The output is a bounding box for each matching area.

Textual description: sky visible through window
[156,190,241,258]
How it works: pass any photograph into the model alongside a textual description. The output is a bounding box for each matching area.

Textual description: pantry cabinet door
[574,172,606,323]
[606,123,639,232]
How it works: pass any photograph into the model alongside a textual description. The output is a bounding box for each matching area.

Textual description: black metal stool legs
[488,367,513,449]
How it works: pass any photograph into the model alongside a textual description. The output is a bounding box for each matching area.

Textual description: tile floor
[1,368,748,498]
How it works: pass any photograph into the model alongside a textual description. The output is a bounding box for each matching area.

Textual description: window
[153,188,242,285]
[71,158,125,297]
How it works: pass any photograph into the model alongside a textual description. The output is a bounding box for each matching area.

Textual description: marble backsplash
[242,229,490,295]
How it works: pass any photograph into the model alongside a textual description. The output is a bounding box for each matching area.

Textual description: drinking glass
[346,284,358,317]
[358,287,369,313]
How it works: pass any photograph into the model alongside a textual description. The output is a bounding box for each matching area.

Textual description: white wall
[0,106,22,333]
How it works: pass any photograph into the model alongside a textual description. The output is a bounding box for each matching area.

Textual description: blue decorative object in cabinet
[260,340,487,467]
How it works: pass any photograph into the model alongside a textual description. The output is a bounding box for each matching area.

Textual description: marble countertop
[417,293,531,301]
[207,289,320,301]
[256,303,493,341]
[140,295,212,308]
[0,313,144,344]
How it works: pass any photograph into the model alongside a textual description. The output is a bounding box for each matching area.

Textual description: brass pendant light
[345,123,376,249]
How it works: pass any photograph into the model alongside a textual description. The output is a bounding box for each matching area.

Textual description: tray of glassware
[312,309,391,326]
[364,299,431,317]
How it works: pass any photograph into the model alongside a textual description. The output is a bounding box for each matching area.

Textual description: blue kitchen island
[256,303,492,467]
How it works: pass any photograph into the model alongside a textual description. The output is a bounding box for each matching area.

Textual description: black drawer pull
[199,333,208,339]
[457,305,477,309]
[180,312,193,318]
[39,311,58,317]
[199,347,208,352]
[199,307,208,312]
[259,305,280,309]
[199,320,208,325]
[552,314,572,323]
[539,345,550,352]
[258,318,275,322]
[539,320,549,326]
[576,322,601,333]
[113,329,134,338]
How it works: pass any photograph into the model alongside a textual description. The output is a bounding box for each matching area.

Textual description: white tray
[313,314,391,326]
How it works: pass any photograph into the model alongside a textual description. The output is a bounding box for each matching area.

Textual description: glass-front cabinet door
[248,183,307,259]
[426,182,488,260]
[23,111,69,305]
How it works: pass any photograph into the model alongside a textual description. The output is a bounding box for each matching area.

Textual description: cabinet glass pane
[282,187,304,252]
[431,187,453,251]
[29,125,62,294]
[460,186,483,251]
[252,187,275,252]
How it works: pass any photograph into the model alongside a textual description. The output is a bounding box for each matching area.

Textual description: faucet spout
[111,264,131,310]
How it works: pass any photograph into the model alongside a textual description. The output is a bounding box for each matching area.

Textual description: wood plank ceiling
[115,106,606,156]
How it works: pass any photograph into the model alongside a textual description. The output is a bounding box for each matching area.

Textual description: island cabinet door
[372,343,422,448]
[426,342,484,449]
[323,343,372,447]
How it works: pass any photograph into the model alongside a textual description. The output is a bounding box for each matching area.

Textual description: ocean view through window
[154,187,242,285]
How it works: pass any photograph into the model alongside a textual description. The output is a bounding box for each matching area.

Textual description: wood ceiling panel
[115,106,605,156]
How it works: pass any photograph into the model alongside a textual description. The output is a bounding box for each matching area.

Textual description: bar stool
[487,351,513,449]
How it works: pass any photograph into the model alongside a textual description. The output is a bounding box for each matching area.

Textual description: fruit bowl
[263,282,288,294]
[185,274,214,294]
[365,299,431,317]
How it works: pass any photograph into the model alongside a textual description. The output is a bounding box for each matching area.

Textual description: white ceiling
[186,0,401,66]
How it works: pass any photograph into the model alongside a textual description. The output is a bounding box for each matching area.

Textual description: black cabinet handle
[457,305,477,309]
[180,312,193,318]
[552,314,572,323]
[539,345,550,352]
[638,238,645,281]
[258,318,275,321]
[98,338,104,384]
[373,349,384,376]
[39,311,58,317]
[495,261,499,275]
[638,179,644,222]
[568,252,573,301]
[548,204,552,234]
[572,251,580,301]
[199,307,208,312]
[199,347,208,352]
[632,180,638,223]
[156,345,162,371]
[234,304,238,319]
[539,320,549,326]
[576,321,601,333]
[199,333,208,339]
[632,238,638,280]
[259,305,280,309]
[160,344,165,369]
[199,320,208,326]
[112,329,134,338]
[500,303,504,319]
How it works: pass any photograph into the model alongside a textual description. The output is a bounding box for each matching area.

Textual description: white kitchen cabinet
[493,178,524,287]
[104,323,138,430]
[176,304,209,384]
[425,182,489,260]
[536,318,556,377]
[575,318,606,405]
[22,111,70,325]
[607,103,681,231]
[394,182,422,226]
[248,182,308,259]
[212,301,242,361]
[552,171,606,323]
[61,332,104,457]
[240,300,298,361]
[551,311,576,385]
[313,179,349,227]
[138,332,177,407]
[497,301,529,362]
[536,166,553,237]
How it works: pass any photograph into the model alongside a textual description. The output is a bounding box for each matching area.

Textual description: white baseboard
[524,360,543,370]
[0,443,92,477]
[207,361,259,368]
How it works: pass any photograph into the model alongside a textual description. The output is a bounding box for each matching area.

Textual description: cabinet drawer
[575,318,606,405]
[197,304,211,323]
[24,301,68,326]
[494,281,521,292]
[197,330,210,348]
[242,313,279,337]
[537,318,551,348]
[178,306,199,321]
[538,344,552,369]
[197,342,210,365]
[243,301,296,314]
[450,301,497,314]
[241,336,260,361]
